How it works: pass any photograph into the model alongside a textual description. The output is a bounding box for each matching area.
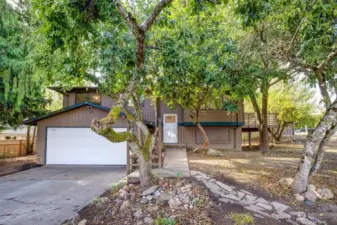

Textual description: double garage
[25,102,127,166]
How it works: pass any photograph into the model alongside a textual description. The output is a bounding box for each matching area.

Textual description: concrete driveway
[0,166,126,225]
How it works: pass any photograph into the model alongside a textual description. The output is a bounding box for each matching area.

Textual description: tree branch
[249,93,262,125]
[141,0,173,32]
[286,17,306,56]
[113,0,141,36]
[317,48,337,70]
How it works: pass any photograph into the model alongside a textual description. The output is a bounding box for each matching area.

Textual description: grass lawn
[189,142,337,204]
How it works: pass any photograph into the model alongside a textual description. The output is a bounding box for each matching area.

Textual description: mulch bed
[62,177,287,225]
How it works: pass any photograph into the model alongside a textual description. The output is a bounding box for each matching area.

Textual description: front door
[163,114,178,143]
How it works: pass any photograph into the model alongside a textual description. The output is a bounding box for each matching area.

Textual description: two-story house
[24,87,244,167]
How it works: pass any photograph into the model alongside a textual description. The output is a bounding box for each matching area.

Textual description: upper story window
[75,93,101,105]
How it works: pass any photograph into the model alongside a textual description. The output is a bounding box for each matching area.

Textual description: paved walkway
[191,171,324,225]
[128,147,190,182]
[0,166,126,225]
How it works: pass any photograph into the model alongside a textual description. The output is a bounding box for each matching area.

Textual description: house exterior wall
[144,99,243,151]
[181,126,242,150]
[61,92,115,109]
[142,98,156,123]
[35,106,126,165]
[159,101,184,123]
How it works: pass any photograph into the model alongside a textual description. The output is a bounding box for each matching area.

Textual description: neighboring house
[24,87,244,167]
[0,126,32,140]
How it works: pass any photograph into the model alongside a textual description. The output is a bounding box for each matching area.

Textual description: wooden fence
[0,140,36,159]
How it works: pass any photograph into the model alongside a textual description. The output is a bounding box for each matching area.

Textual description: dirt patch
[0,155,38,176]
[189,146,337,224]
[189,146,337,204]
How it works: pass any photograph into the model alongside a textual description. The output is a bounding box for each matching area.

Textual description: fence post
[19,140,23,156]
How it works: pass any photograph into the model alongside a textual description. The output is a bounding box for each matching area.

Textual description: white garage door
[46,127,127,165]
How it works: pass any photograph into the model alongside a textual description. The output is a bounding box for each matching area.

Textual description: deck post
[126,142,131,175]
[248,131,252,148]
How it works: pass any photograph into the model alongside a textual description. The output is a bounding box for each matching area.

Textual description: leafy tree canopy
[0,0,47,129]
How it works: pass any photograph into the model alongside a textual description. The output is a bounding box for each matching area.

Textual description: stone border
[191,171,325,225]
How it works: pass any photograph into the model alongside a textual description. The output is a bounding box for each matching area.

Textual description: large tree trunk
[139,156,153,186]
[269,122,287,143]
[293,99,337,193]
[193,122,209,152]
[91,0,172,188]
[191,109,209,153]
[30,126,37,154]
[260,83,269,154]
[309,124,337,178]
[26,126,31,154]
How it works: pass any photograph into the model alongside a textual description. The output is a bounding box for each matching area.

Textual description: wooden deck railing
[243,113,278,128]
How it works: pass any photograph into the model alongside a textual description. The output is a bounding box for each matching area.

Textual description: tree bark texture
[309,124,337,178]
[30,126,37,154]
[270,122,288,143]
[26,126,31,154]
[191,108,209,153]
[91,0,171,188]
[293,99,337,193]
[193,122,209,152]
[249,91,269,154]
[260,80,269,154]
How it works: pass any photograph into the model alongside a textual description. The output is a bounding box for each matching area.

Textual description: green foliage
[229,213,255,225]
[0,0,47,129]
[245,82,320,128]
[154,217,176,225]
[152,2,240,116]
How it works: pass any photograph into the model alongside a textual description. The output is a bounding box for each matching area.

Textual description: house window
[75,93,101,104]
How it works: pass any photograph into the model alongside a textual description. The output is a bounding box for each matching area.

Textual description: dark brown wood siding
[142,98,156,123]
[182,127,242,150]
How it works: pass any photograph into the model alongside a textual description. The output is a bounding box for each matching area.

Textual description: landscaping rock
[141,186,158,196]
[120,200,131,211]
[237,191,245,199]
[245,195,257,201]
[139,198,148,204]
[144,217,154,224]
[271,212,291,220]
[307,184,316,191]
[130,192,137,202]
[270,201,289,212]
[296,217,316,225]
[215,181,233,192]
[257,202,273,210]
[78,219,87,225]
[207,149,224,156]
[317,188,334,200]
[168,198,182,209]
[202,180,222,190]
[294,193,305,202]
[159,192,173,201]
[98,197,109,204]
[304,189,322,202]
[256,197,269,204]
[278,178,294,186]
[134,209,142,218]
[119,189,130,200]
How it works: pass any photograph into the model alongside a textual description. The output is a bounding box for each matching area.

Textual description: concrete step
[164,144,186,148]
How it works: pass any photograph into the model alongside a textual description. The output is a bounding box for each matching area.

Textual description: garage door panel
[46,128,127,165]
